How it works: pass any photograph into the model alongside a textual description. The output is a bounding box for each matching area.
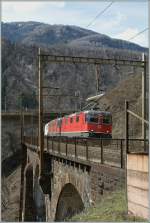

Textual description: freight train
[44,110,112,138]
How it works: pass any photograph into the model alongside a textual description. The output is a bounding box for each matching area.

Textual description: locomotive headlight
[91,130,94,131]
[107,130,109,133]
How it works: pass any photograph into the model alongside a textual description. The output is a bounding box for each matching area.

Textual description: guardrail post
[125,100,129,153]
[57,138,58,153]
[52,137,54,152]
[47,137,48,151]
[120,139,123,168]
[125,100,129,214]
[101,139,103,164]
[86,140,88,160]
[66,137,68,156]
[19,143,27,221]
[59,137,61,154]
[31,112,34,146]
[75,137,77,158]
[142,53,147,151]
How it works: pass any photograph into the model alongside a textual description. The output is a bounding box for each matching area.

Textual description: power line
[128,27,149,41]
[86,1,114,28]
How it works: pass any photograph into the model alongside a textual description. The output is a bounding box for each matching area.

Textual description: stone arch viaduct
[19,136,125,221]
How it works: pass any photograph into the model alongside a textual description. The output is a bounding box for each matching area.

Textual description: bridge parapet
[23,136,148,169]
[20,136,148,221]
[24,136,126,168]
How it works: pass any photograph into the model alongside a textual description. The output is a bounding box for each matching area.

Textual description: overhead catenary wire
[86,1,148,45]
[86,1,114,28]
[127,27,149,41]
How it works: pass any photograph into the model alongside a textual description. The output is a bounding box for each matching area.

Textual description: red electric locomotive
[44,110,112,138]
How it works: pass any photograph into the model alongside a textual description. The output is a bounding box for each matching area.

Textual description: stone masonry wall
[46,159,91,221]
[23,146,125,221]
[90,163,125,202]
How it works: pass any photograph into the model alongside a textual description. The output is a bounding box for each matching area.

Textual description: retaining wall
[127,153,149,219]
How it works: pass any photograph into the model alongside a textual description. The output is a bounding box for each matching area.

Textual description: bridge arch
[23,163,35,221]
[55,183,84,221]
[33,165,46,221]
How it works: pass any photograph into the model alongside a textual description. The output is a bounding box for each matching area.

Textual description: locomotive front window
[103,115,112,124]
[86,114,99,123]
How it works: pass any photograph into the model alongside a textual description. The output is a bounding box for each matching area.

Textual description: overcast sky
[2,1,149,47]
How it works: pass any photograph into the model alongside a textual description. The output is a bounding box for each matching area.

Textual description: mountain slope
[97,73,142,138]
[2,21,96,46]
[69,34,147,52]
[2,38,143,111]
[2,21,147,52]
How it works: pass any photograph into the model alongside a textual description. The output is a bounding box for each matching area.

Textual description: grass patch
[70,189,147,222]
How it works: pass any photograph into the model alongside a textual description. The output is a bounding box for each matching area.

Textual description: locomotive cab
[85,111,112,138]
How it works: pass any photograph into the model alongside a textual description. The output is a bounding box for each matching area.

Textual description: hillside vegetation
[2,21,147,51]
[2,21,147,112]
[98,73,142,138]
[70,189,146,222]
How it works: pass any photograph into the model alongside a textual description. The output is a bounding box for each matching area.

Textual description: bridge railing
[23,136,148,168]
[127,138,149,153]
[46,137,126,168]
